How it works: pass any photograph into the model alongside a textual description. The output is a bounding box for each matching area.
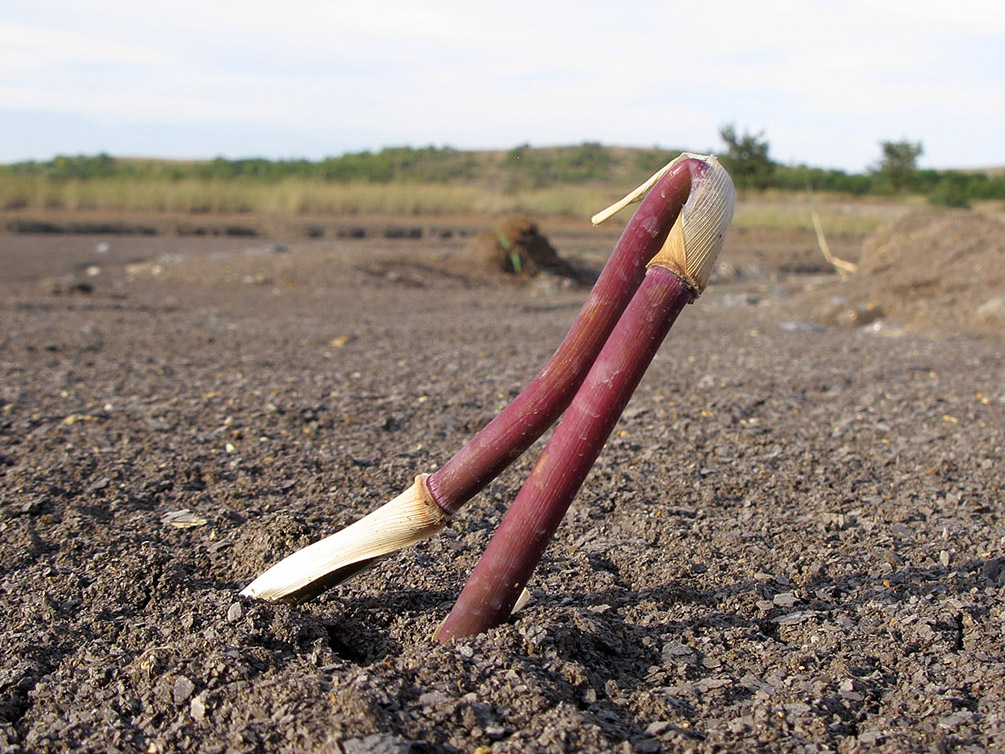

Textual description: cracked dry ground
[1,227,1003,753]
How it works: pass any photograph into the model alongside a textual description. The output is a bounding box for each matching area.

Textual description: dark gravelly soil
[1,212,1003,753]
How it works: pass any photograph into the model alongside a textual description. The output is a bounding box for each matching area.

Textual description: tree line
[716,126,1001,207]
[3,136,1002,207]
[3,146,478,184]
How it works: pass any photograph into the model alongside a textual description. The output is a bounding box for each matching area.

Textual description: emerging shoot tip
[646,154,736,293]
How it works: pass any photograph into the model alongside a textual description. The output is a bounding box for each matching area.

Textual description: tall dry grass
[0,174,900,234]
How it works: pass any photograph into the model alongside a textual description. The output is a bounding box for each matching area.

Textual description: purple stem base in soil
[436,265,694,642]
[427,162,700,515]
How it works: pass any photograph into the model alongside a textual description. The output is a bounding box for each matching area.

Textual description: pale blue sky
[1,0,1002,172]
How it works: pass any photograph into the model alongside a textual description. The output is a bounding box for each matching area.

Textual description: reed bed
[0,176,608,217]
[1,174,900,234]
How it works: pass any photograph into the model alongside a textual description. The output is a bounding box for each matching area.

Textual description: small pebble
[981,557,1002,580]
[190,695,206,721]
[645,720,674,737]
[341,734,416,754]
[416,690,449,708]
[227,602,243,622]
[173,676,195,705]
[484,725,508,740]
[773,591,798,608]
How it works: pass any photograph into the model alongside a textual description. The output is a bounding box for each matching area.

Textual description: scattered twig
[811,210,857,277]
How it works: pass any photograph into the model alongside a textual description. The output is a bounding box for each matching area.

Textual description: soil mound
[464,215,595,285]
[808,210,1005,336]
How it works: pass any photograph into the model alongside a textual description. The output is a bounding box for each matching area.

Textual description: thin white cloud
[0,21,175,72]
[1,0,1003,169]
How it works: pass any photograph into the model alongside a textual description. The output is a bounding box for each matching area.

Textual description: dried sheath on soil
[240,475,447,603]
[241,154,723,603]
[436,159,735,641]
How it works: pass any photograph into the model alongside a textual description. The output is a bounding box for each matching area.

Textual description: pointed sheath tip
[239,474,448,603]
[647,154,736,294]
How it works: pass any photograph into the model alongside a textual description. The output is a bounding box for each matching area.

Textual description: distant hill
[3,144,1004,209]
[0,144,690,192]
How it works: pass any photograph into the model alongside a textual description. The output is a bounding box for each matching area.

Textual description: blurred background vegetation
[2,128,1002,220]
